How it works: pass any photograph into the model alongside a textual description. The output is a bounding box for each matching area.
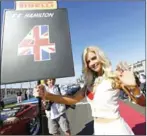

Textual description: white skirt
[94,117,134,135]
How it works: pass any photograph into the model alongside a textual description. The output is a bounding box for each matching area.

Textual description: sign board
[15,1,57,10]
[1,9,75,84]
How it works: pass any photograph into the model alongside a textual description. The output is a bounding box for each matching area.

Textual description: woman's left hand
[115,62,136,87]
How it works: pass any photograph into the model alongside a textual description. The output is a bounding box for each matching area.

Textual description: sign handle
[37,80,43,135]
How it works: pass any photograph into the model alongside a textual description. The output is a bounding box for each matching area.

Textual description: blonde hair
[82,46,117,87]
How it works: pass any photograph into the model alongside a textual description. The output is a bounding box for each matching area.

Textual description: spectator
[24,90,28,100]
[26,89,30,100]
[134,72,141,87]
[0,97,5,109]
[119,90,127,100]
[16,91,22,103]
[139,74,146,95]
[39,78,71,136]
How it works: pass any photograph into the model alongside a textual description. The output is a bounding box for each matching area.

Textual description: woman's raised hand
[115,62,136,87]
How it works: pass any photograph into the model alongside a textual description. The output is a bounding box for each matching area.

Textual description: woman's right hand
[33,85,45,100]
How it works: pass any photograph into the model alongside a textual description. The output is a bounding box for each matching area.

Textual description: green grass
[4,103,17,108]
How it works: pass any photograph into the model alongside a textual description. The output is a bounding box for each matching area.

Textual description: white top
[86,78,120,119]
[45,85,66,119]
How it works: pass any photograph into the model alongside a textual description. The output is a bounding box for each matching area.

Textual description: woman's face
[86,51,102,73]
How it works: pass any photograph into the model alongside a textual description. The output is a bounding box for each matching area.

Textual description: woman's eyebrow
[91,56,97,60]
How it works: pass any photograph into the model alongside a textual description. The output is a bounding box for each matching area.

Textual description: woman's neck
[97,69,104,77]
[48,84,54,88]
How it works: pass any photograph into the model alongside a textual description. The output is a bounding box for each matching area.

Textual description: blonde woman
[34,46,145,135]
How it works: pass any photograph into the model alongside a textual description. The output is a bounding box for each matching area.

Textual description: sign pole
[37,80,42,135]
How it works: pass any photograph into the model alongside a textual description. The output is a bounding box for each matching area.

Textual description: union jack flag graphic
[18,25,56,61]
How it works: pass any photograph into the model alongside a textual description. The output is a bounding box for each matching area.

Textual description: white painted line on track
[16,101,89,106]
[76,102,89,105]
[16,101,38,105]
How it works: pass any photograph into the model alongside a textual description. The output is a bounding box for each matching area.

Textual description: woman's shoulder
[102,78,113,88]
[102,76,121,90]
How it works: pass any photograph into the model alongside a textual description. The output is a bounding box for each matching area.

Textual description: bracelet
[134,93,142,98]
[129,85,138,90]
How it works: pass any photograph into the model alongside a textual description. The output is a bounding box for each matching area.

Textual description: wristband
[134,93,142,98]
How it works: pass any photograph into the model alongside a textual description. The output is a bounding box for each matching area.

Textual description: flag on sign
[18,25,56,61]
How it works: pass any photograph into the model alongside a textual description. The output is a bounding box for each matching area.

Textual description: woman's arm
[34,85,87,105]
[115,62,146,106]
[111,76,146,107]
[121,85,146,107]
[44,88,85,105]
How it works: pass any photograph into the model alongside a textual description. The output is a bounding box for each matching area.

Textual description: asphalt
[41,98,146,135]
